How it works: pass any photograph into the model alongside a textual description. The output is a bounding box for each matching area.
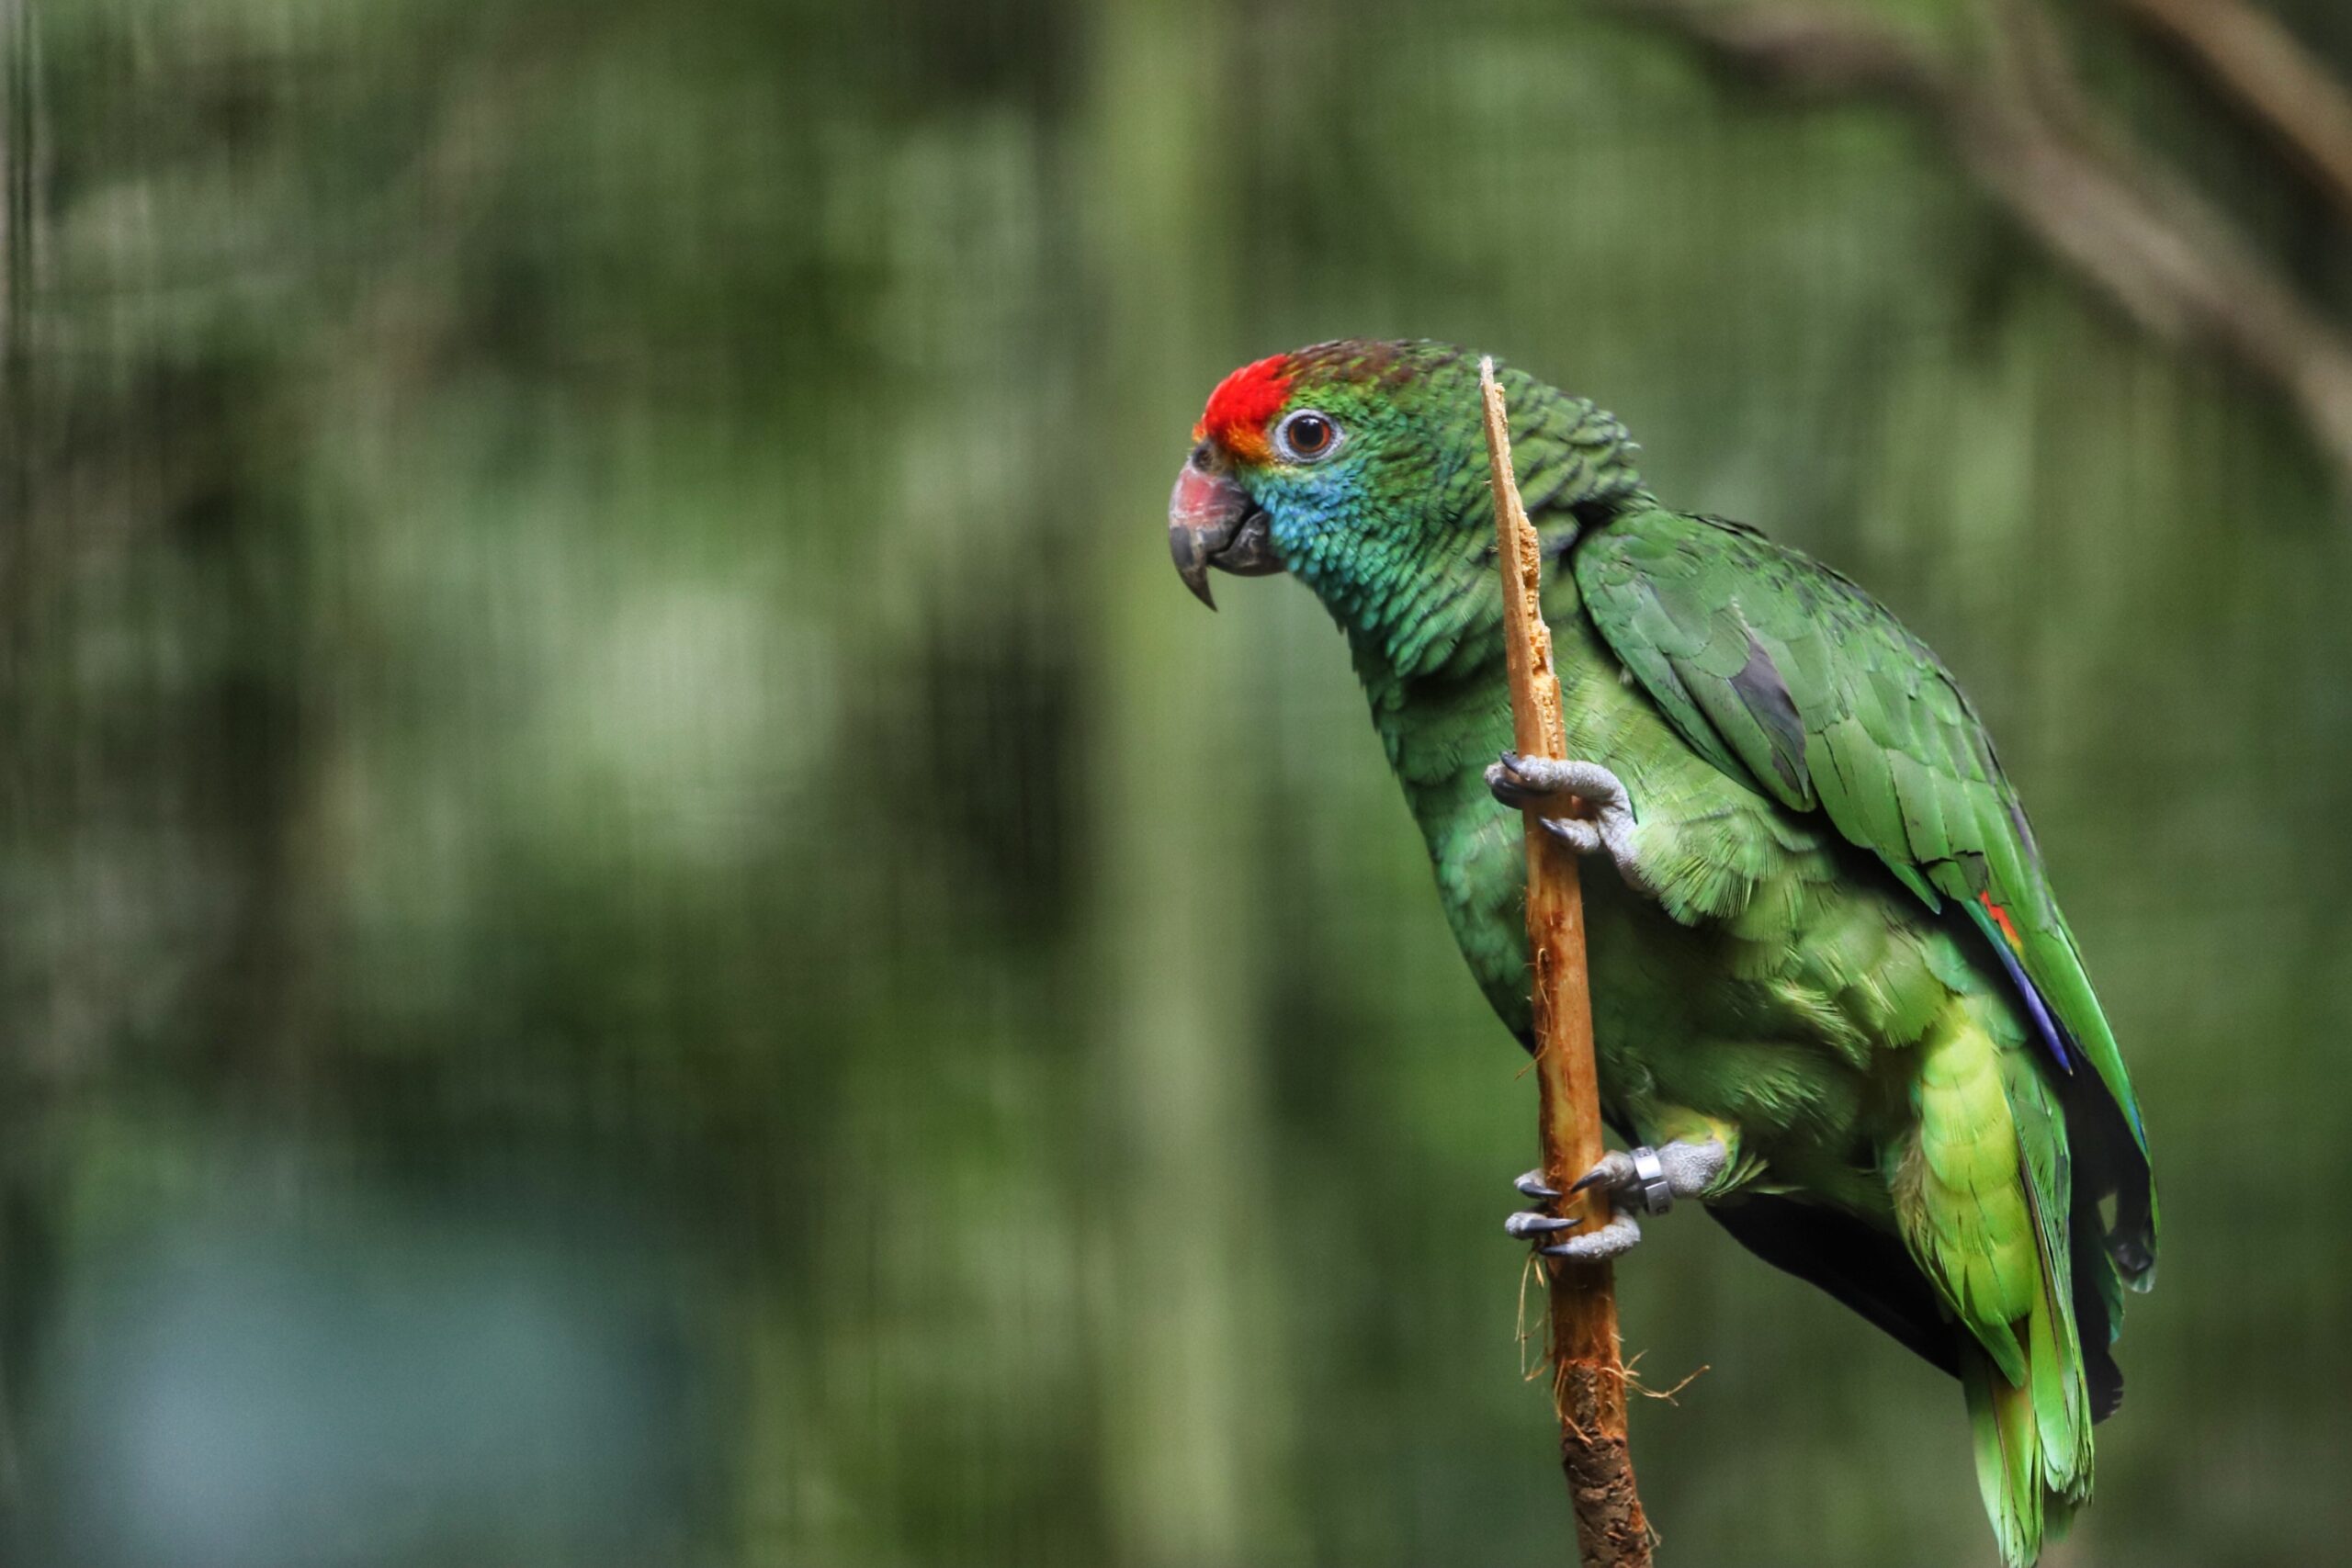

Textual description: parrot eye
[1275,410,1340,463]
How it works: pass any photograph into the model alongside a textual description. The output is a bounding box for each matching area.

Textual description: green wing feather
[1574,509,2155,1281]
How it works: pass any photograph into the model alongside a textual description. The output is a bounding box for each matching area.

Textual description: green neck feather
[1295,369,1649,702]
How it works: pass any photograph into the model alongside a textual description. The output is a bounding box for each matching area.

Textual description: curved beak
[1169,450,1284,610]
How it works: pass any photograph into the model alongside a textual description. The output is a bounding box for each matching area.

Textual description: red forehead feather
[1194,354,1294,457]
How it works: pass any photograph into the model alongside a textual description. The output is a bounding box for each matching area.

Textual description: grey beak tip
[1170,465,1281,609]
[1170,519,1218,609]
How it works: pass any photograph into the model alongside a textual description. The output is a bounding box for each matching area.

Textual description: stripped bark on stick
[1478,358,1652,1568]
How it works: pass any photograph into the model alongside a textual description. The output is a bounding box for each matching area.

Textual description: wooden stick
[1478,358,1652,1568]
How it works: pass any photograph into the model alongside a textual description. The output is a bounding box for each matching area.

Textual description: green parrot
[1168,339,2155,1566]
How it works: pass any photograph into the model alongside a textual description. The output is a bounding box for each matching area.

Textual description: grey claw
[1485,755,1546,810]
[1505,1210,1576,1238]
[1540,816,1604,854]
[1486,754,1649,894]
[1540,1209,1643,1262]
[1513,1168,1561,1200]
[1569,1148,1638,1198]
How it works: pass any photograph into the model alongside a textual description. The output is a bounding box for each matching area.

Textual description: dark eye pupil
[1289,415,1330,455]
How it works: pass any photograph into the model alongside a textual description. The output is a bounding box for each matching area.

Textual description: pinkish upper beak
[1168,446,1283,610]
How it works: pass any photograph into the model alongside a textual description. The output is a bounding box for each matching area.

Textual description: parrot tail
[1961,1053,2099,1568]
[1961,1324,2088,1567]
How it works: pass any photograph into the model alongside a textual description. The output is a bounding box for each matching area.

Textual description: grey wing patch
[1730,631,1809,799]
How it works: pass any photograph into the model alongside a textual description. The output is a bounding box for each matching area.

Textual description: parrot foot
[1484,752,1648,893]
[1501,1140,1725,1263]
[1570,1140,1727,1211]
[1505,1186,1645,1262]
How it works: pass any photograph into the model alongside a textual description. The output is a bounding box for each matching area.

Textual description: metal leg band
[1630,1145,1673,1215]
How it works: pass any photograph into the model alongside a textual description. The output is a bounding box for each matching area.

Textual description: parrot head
[1170,338,1470,611]
[1170,339,1643,632]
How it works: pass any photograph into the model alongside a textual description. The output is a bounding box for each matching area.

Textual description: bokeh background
[0,0,2347,1564]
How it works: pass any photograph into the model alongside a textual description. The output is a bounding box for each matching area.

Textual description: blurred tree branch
[2113,0,2352,228]
[1595,0,2352,492]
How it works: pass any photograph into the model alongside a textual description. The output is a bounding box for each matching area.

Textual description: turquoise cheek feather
[1186,337,2155,1568]
[1249,439,1517,687]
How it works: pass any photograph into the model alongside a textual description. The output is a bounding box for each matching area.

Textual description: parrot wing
[1572,508,2154,1285]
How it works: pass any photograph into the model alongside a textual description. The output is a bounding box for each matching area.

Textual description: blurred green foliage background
[0,0,2347,1563]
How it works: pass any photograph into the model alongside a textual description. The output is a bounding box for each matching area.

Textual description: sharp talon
[1505,1211,1576,1238]
[1538,1212,1643,1261]
[1541,816,1599,852]
[1570,1170,1605,1194]
[1513,1168,1560,1200]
